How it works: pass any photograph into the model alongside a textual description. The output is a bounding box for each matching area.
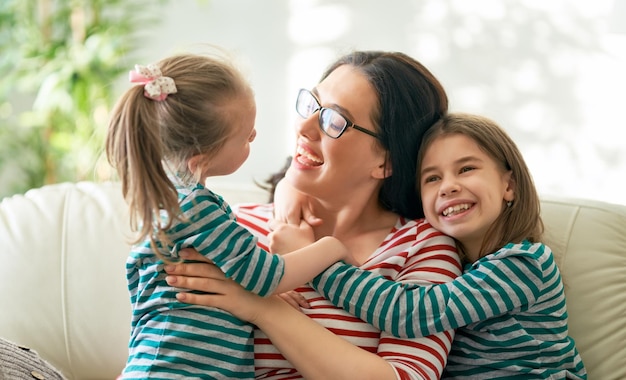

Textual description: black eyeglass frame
[295,88,380,139]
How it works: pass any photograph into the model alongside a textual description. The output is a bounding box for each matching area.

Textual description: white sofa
[0,181,624,380]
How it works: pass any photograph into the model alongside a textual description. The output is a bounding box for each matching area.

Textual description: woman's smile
[295,145,323,167]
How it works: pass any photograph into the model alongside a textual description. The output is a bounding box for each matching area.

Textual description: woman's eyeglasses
[295,88,380,139]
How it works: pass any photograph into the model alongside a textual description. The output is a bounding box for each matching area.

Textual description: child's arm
[177,189,338,298]
[274,233,350,294]
[311,243,546,338]
[180,187,345,298]
[273,179,322,226]
[270,180,345,294]
[268,213,354,295]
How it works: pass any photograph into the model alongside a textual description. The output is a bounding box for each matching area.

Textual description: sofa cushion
[540,196,626,380]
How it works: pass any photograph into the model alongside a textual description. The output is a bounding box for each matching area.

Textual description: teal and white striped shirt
[312,241,587,379]
[123,181,284,379]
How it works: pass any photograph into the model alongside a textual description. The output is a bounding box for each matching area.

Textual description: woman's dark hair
[259,155,293,203]
[319,51,448,218]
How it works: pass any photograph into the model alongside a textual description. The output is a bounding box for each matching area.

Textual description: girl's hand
[278,290,310,309]
[273,179,323,226]
[268,219,315,254]
[165,248,266,323]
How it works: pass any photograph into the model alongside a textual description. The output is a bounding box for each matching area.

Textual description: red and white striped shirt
[233,203,462,380]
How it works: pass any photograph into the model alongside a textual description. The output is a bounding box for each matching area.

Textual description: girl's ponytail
[106,87,178,258]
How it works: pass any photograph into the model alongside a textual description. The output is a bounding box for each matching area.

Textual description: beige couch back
[0,182,624,379]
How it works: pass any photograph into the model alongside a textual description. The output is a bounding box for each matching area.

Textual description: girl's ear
[187,155,201,174]
[187,154,207,180]
[503,170,515,202]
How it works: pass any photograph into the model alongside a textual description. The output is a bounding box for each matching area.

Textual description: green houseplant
[0,0,165,198]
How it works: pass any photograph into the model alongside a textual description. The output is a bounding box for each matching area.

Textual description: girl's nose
[439,178,460,197]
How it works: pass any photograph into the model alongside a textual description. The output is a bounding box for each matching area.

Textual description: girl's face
[285,65,387,203]
[419,133,514,261]
[194,93,257,179]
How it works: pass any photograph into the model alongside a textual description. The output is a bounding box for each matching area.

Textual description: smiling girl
[308,112,587,379]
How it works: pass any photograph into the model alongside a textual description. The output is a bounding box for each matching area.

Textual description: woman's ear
[371,158,392,179]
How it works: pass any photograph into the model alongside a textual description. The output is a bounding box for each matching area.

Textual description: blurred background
[2,0,625,205]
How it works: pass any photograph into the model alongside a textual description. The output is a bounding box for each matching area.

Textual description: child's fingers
[277,291,310,310]
[302,204,323,226]
[268,218,286,232]
[272,205,302,225]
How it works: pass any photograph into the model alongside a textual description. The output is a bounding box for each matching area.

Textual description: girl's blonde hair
[105,52,252,254]
[417,112,544,260]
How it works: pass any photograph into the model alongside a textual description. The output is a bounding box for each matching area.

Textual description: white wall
[125,0,626,205]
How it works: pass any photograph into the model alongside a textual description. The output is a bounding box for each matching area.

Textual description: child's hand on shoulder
[268,219,315,254]
[273,179,323,226]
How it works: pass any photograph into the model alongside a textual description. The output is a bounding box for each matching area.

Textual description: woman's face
[285,64,388,202]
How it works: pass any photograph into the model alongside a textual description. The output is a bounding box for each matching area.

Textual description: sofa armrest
[0,182,133,378]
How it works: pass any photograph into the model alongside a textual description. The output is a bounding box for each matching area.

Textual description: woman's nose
[295,113,322,141]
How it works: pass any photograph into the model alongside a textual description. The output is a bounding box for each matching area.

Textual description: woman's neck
[306,194,398,265]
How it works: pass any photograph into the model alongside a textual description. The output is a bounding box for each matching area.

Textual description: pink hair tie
[129,64,177,101]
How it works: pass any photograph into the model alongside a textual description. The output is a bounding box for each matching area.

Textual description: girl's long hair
[105,52,251,257]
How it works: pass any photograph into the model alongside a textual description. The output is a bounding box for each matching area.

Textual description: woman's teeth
[296,146,323,165]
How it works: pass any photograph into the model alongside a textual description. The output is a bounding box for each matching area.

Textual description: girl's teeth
[443,203,471,216]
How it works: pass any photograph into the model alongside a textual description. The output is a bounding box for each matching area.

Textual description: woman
[165,50,462,379]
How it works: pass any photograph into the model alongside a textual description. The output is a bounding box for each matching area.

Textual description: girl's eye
[424,175,439,184]
[460,166,475,174]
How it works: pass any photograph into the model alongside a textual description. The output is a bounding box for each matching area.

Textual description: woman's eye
[329,121,344,132]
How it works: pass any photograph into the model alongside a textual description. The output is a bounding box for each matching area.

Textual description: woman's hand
[166,253,394,380]
[164,248,267,323]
